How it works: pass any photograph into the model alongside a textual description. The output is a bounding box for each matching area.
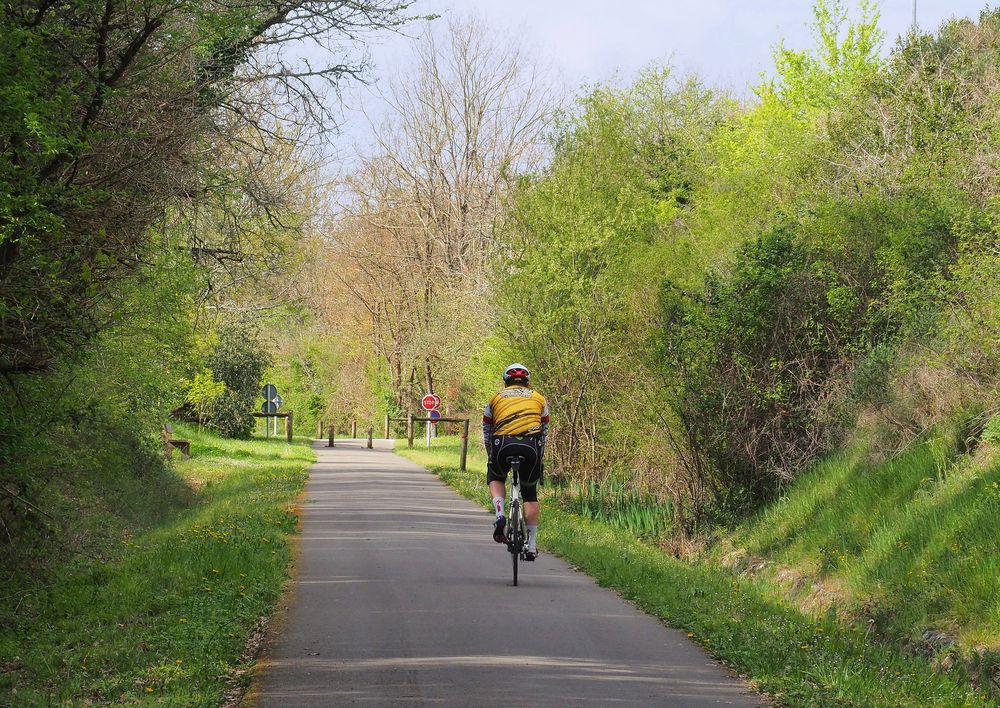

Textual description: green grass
[398,436,997,707]
[0,424,314,706]
[726,434,1000,654]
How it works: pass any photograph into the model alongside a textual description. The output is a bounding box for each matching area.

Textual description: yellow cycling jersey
[483,385,550,437]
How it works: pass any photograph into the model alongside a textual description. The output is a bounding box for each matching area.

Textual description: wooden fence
[251,411,293,442]
[320,413,471,471]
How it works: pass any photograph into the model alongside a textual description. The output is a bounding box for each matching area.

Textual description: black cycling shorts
[486,435,543,502]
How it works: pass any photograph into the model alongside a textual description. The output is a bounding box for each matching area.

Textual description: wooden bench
[164,424,191,459]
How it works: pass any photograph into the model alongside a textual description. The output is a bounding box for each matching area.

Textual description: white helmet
[503,363,530,385]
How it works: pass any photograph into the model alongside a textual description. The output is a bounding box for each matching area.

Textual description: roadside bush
[206,325,270,439]
[657,220,893,511]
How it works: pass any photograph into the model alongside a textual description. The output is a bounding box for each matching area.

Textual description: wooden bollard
[286,411,293,443]
[351,420,357,438]
[460,419,470,472]
[384,414,390,439]
[407,412,414,448]
[367,426,373,449]
[328,426,334,448]
[317,420,323,438]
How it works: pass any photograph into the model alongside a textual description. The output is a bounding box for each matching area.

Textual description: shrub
[185,368,226,427]
[657,222,887,512]
[206,326,270,439]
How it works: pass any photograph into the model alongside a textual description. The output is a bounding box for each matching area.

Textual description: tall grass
[561,477,674,539]
[0,425,313,706]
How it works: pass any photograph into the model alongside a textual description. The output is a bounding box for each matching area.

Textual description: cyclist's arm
[482,401,494,450]
[539,399,550,446]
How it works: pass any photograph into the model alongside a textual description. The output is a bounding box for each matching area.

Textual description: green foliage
[658,226,857,505]
[686,0,884,267]
[497,66,730,475]
[1,243,201,562]
[934,208,1000,376]
[0,0,407,374]
[206,326,270,439]
[770,0,884,112]
[982,414,1000,446]
[262,310,346,434]
[562,477,674,539]
[185,369,226,426]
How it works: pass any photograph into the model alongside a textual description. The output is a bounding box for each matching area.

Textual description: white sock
[527,524,538,551]
[492,496,505,518]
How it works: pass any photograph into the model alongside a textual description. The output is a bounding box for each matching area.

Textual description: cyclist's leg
[489,480,506,513]
[516,438,543,554]
[486,439,509,542]
[521,479,539,553]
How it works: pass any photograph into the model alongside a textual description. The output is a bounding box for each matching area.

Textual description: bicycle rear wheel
[510,500,521,586]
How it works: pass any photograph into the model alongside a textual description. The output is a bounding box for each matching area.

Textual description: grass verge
[397,436,996,707]
[1,424,314,706]
[726,438,1000,648]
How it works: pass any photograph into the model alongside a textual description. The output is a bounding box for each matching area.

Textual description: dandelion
[146,687,154,693]
[179,618,188,624]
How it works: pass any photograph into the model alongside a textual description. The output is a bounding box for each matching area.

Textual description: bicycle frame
[506,457,528,586]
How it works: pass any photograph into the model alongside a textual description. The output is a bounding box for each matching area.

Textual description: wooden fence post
[286,411,293,443]
[460,419,469,472]
[328,425,334,448]
[407,412,414,448]
[367,426,373,449]
[384,414,390,439]
[351,420,357,438]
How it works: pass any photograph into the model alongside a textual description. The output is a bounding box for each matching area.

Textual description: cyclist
[482,363,549,559]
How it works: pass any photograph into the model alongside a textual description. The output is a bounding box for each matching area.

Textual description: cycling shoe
[492,516,507,543]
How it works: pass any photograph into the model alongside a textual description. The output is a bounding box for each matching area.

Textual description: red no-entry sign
[421,393,441,411]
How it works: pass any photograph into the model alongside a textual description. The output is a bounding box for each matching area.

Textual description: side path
[250,440,763,707]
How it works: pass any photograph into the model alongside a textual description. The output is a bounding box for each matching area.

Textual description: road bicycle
[505,456,531,586]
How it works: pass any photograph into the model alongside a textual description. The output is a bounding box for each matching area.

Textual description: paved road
[252,440,762,707]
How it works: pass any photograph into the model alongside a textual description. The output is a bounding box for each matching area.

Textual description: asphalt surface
[252,439,762,707]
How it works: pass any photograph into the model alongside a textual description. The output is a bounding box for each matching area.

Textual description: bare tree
[322,14,554,409]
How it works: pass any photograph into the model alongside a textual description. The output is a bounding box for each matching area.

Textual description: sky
[326,0,993,159]
[382,1,992,89]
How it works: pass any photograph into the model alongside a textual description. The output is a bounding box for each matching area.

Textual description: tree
[498,68,729,482]
[206,325,270,438]
[186,369,226,428]
[322,14,552,411]
[0,0,414,375]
